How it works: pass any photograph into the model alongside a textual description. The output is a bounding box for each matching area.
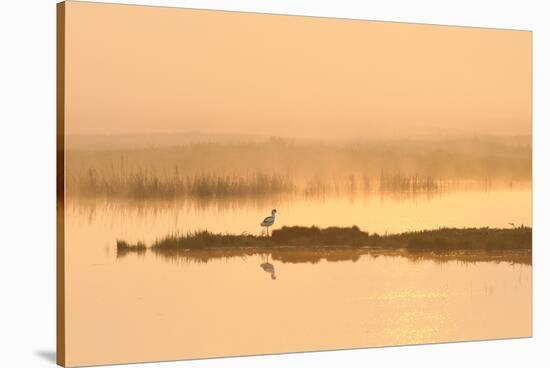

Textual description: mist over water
[66,136,531,199]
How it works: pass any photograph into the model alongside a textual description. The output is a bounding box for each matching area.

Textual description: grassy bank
[117,226,531,257]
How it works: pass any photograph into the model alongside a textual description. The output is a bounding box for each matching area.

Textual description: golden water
[64,188,531,366]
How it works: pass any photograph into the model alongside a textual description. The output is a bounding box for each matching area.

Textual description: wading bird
[261,209,277,236]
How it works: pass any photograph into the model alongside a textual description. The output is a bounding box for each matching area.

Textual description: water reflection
[117,246,531,266]
[67,186,531,237]
[68,240,532,366]
[65,186,532,366]
[260,254,277,280]
[68,181,531,219]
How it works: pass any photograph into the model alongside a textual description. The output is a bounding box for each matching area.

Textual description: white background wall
[0,0,548,367]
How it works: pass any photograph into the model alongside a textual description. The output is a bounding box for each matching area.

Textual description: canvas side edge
[56,2,66,367]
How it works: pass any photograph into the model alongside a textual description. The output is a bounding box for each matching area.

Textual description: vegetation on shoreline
[116,226,531,259]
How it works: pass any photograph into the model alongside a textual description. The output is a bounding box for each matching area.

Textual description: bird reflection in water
[260,254,277,280]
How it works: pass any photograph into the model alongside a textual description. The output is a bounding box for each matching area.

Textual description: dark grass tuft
[271,225,368,246]
[116,240,147,257]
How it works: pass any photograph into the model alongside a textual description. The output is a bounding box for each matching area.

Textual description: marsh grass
[115,226,532,256]
[75,170,295,198]
[269,225,370,246]
[384,226,532,251]
[151,230,273,250]
[67,168,523,199]
[379,172,440,192]
[116,240,146,258]
[67,138,531,199]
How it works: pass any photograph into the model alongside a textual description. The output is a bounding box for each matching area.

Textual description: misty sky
[64,2,531,138]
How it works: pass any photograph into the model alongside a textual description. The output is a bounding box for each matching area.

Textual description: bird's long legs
[261,226,271,237]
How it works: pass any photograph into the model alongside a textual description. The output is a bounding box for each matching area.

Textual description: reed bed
[68,170,526,199]
[379,172,440,192]
[66,138,531,199]
[114,226,532,254]
[72,170,295,198]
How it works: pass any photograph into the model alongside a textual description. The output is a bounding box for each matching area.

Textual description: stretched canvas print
[57,1,532,366]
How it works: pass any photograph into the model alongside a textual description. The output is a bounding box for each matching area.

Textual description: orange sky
[64,1,531,139]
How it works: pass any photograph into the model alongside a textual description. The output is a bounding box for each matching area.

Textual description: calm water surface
[65,188,532,366]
